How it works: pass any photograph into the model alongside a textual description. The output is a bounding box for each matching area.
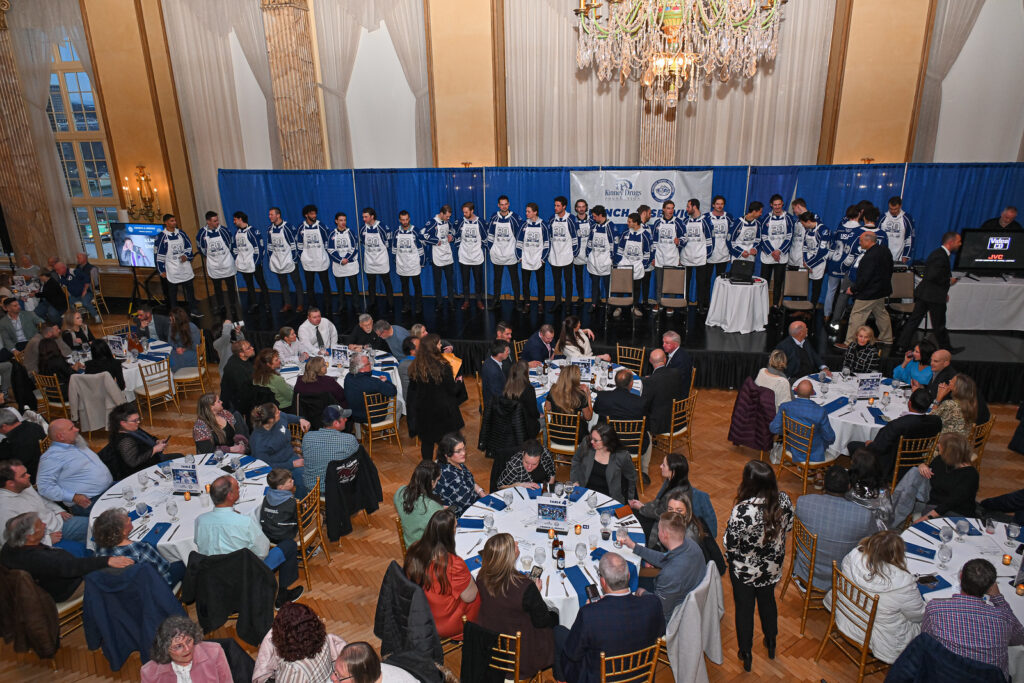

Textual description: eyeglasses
[124,417,141,423]
[330,671,353,682]
[168,637,194,653]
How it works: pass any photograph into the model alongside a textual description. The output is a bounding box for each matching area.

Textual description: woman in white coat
[754,350,792,412]
[827,530,925,664]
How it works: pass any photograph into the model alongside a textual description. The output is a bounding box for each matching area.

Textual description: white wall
[229,30,274,170]
[346,23,416,168]
[932,0,1024,162]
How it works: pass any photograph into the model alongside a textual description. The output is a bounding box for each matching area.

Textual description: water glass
[521,555,533,572]
[213,449,224,464]
[589,533,599,550]
[600,512,612,529]
[955,519,969,542]
[575,543,587,563]
[820,383,829,397]
[939,526,954,544]
[484,514,495,532]
[533,546,546,567]
[184,454,195,465]
[502,490,514,507]
[554,483,564,498]
[135,500,148,521]
[159,463,172,480]
[234,469,245,484]
[1008,523,1021,547]
[166,500,179,522]
[587,495,600,515]
[937,544,952,569]
[613,528,624,549]
[985,518,996,535]
[122,485,135,504]
[137,471,149,491]
[564,483,575,500]
[881,392,890,409]
[841,366,852,381]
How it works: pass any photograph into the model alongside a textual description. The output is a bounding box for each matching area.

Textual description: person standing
[980,206,1020,230]
[880,196,915,263]
[516,203,550,313]
[825,204,863,322]
[585,205,616,314]
[571,198,592,307]
[838,230,893,349]
[612,212,652,319]
[360,207,393,311]
[232,211,270,313]
[547,196,579,313]
[421,205,456,311]
[786,198,809,271]
[486,195,522,311]
[153,214,199,317]
[838,205,889,318]
[391,211,424,315]
[454,202,487,311]
[758,195,795,308]
[800,213,831,307]
[649,200,684,315]
[679,199,710,310]
[266,207,305,313]
[196,211,240,321]
[729,201,763,263]
[897,231,962,353]
[296,204,332,314]
[327,212,360,317]
[703,195,734,301]
[407,336,465,461]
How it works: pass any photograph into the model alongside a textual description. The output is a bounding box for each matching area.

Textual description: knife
[545,575,550,596]
[582,565,597,583]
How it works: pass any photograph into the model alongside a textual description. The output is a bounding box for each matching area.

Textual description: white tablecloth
[87,456,269,564]
[280,348,405,415]
[121,340,175,401]
[900,518,1024,680]
[942,277,1024,332]
[705,277,769,334]
[799,374,907,459]
[531,360,643,427]
[455,486,645,628]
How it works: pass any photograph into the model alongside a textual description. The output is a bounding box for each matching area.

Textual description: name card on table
[172,464,200,494]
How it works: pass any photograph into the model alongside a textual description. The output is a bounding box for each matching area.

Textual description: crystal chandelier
[574,0,786,108]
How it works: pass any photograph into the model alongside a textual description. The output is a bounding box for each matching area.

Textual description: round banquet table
[900,517,1024,680]
[120,339,176,401]
[455,485,645,629]
[279,347,405,416]
[799,373,907,459]
[87,455,269,564]
[705,277,769,334]
[530,358,643,428]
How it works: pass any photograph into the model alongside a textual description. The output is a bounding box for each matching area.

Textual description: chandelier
[574,1,786,108]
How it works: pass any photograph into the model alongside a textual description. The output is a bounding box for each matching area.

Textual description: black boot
[738,650,752,672]
[764,636,776,659]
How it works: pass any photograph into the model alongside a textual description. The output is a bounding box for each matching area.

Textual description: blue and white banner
[570,169,714,221]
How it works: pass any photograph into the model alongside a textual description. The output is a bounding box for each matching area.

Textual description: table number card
[171,463,200,494]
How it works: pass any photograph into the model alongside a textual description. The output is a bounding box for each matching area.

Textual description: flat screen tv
[111,222,161,268]
[954,228,1024,274]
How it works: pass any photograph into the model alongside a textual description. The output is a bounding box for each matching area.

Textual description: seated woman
[569,423,636,504]
[249,402,310,499]
[333,642,421,683]
[842,326,880,374]
[754,350,792,412]
[403,509,480,640]
[141,616,232,683]
[252,602,346,683]
[553,315,610,361]
[167,307,201,373]
[932,373,978,438]
[84,338,125,390]
[0,272,12,300]
[108,402,175,477]
[476,533,565,680]
[432,432,484,516]
[544,364,593,450]
[628,452,717,537]
[654,487,726,575]
[893,339,935,387]
[37,337,83,399]
[93,508,185,587]
[394,460,445,549]
[891,432,979,524]
[846,448,893,529]
[829,530,925,664]
[253,348,294,411]
[273,326,311,365]
[193,392,247,455]
[60,309,95,350]
[292,356,346,406]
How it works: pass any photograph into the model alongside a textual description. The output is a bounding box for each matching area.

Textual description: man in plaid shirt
[496,440,555,489]
[922,558,1024,677]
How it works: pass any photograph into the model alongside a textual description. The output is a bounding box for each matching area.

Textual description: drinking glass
[533,547,546,567]
[820,382,829,398]
[564,483,575,500]
[554,483,564,498]
[135,500,148,522]
[587,495,600,516]
[484,514,495,532]
[122,485,135,504]
[1008,524,1021,547]
[849,395,857,409]
[521,555,533,572]
[939,526,954,545]
[955,519,969,543]
[160,462,172,478]
[166,500,179,522]
[841,366,852,381]
[613,528,625,549]
[985,518,996,535]
[230,456,241,470]
[234,469,245,484]
[502,490,514,507]
[600,512,612,529]
[184,454,195,465]
[213,449,224,464]
[589,533,599,550]
[575,543,587,563]
[937,544,952,570]
[137,471,149,491]
[881,392,890,409]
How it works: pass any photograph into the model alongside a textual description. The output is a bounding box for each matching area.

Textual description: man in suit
[896,231,962,353]
[130,305,170,342]
[795,466,877,589]
[495,322,514,374]
[343,352,397,424]
[660,330,693,395]
[839,226,893,348]
[594,368,651,481]
[776,321,831,381]
[480,340,510,411]
[847,388,942,480]
[521,323,554,367]
[220,340,255,415]
[641,349,684,436]
[561,551,666,683]
[770,380,836,463]
[0,298,44,351]
[924,349,955,402]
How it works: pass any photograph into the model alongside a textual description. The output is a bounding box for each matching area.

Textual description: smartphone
[916,575,938,586]
[529,565,544,580]
[585,584,600,601]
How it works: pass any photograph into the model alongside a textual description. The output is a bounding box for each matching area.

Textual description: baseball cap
[322,404,352,423]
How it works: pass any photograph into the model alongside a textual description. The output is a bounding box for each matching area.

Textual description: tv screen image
[111,222,162,267]
[955,229,1024,274]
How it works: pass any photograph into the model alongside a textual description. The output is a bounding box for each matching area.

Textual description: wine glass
[575,542,587,564]
[1007,523,1021,547]
[533,546,546,567]
[184,454,195,466]
[881,392,890,409]
[939,526,954,545]
[564,483,575,500]
[554,483,564,498]
[137,471,149,492]
[483,514,495,533]
[849,395,857,409]
[122,484,135,504]
[166,499,179,522]
[821,382,830,398]
[587,495,600,516]
[234,469,245,485]
[160,462,172,479]
[955,519,969,543]
[613,528,625,549]
[521,555,533,572]
[841,366,852,381]
[213,449,224,464]
[135,500,149,522]
[937,544,952,570]
[502,490,514,507]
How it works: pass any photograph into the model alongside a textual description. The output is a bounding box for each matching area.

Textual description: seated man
[594,368,651,479]
[641,349,685,436]
[0,298,44,352]
[521,324,555,367]
[0,512,132,602]
[922,349,955,402]
[0,459,88,544]
[348,313,382,350]
[22,320,71,375]
[480,340,510,411]
[620,510,705,620]
[300,405,359,495]
[373,319,410,358]
[775,321,831,381]
[297,307,338,355]
[220,339,255,415]
[130,304,170,342]
[846,388,941,480]
[0,408,47,476]
[36,419,113,516]
[61,258,101,321]
[343,352,397,424]
[794,466,877,589]
[496,439,556,489]
[561,551,666,683]
[769,380,836,464]
[194,475,303,607]
[922,558,1024,680]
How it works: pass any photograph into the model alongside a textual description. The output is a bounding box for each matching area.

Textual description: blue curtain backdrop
[218,163,1024,299]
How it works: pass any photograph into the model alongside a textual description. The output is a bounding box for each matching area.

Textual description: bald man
[921,349,955,402]
[36,419,113,515]
[775,321,831,381]
[770,380,835,464]
[642,349,686,436]
[839,230,893,348]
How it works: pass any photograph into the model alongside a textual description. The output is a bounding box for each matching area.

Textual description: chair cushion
[173,368,200,380]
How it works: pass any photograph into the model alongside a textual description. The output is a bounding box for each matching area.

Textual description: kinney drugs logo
[650,178,675,202]
[604,179,642,199]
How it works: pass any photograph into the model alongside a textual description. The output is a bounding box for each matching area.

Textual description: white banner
[570,170,714,222]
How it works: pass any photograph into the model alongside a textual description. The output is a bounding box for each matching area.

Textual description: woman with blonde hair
[60,309,95,349]
[891,431,979,524]
[754,350,791,411]
[476,532,564,680]
[273,326,310,365]
[932,373,978,438]
[842,325,879,374]
[828,530,924,664]
[292,355,346,406]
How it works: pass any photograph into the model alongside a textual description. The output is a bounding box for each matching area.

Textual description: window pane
[96,207,119,259]
[73,207,98,259]
[46,73,68,133]
[64,72,98,132]
[57,39,79,63]
[80,141,112,197]
[55,141,83,198]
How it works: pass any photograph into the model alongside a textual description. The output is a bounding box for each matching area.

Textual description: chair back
[816,560,884,680]
[615,344,646,375]
[970,417,996,474]
[39,436,51,453]
[487,627,523,681]
[608,417,646,494]
[608,268,634,307]
[789,516,819,593]
[365,392,398,428]
[781,412,815,462]
[289,423,304,452]
[659,268,687,309]
[512,339,526,363]
[890,434,938,492]
[139,357,173,397]
[101,323,129,338]
[783,269,810,298]
[600,642,659,683]
[670,393,697,436]
[394,516,407,557]
[688,366,696,395]
[890,270,915,299]
[32,373,68,419]
[544,409,581,463]
[296,477,331,588]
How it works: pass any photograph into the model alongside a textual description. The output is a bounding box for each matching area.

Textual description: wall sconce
[122,165,162,221]
[860,157,875,164]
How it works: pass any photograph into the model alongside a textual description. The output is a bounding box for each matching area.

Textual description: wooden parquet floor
[3,366,1022,682]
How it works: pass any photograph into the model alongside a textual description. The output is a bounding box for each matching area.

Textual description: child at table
[260,468,298,545]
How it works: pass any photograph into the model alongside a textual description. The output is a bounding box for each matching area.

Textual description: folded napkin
[239,456,256,466]
[912,521,944,542]
[139,522,172,546]
[563,565,592,607]
[589,548,639,591]
[881,378,893,386]
[128,505,153,521]
[823,397,850,414]
[904,542,936,560]
[280,366,300,374]
[596,504,620,516]
[204,454,219,466]
[527,488,543,500]
[477,495,508,511]
[137,353,168,362]
[464,555,483,572]
[457,517,485,529]
[628,531,646,546]
[157,460,175,469]
[629,386,641,396]
[810,373,831,383]
[530,381,543,388]
[917,574,952,596]
[567,487,587,503]
[245,466,271,479]
[264,547,286,570]
[597,504,632,519]
[370,370,392,382]
[947,517,982,536]
[867,406,888,425]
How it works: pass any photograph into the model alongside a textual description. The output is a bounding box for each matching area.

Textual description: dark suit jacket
[220,355,254,414]
[561,591,665,683]
[131,314,171,342]
[915,247,953,304]
[480,358,507,409]
[850,242,893,300]
[521,332,552,364]
[926,365,956,402]
[594,387,645,423]
[665,348,693,393]
[344,371,397,422]
[868,412,942,476]
[641,366,685,434]
[776,335,825,381]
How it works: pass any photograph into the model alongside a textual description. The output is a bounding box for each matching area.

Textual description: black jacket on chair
[641,366,685,435]
[886,633,1007,683]
[323,447,383,541]
[867,412,943,478]
[180,549,276,647]
[374,561,444,663]
[914,247,953,304]
[850,242,893,300]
